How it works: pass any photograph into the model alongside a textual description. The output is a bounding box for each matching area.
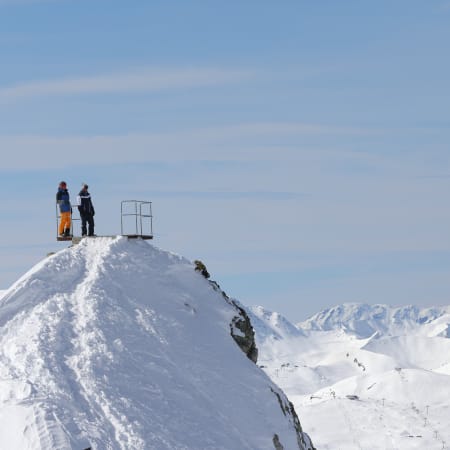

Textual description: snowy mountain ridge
[247,305,305,342]
[298,302,450,338]
[0,237,314,450]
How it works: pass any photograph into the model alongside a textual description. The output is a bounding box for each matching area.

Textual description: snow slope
[250,304,450,450]
[0,237,313,450]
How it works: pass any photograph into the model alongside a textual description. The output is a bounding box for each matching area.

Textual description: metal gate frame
[120,200,153,239]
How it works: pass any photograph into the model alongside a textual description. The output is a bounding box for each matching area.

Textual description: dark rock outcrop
[273,433,284,450]
[229,300,259,363]
[194,260,210,279]
[193,258,314,449]
[194,259,259,363]
[271,387,316,450]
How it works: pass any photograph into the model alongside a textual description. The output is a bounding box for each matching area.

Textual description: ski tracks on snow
[65,237,146,450]
[0,247,89,449]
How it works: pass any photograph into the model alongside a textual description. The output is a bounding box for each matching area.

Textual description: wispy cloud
[0,123,376,169]
[0,67,252,101]
[0,0,61,5]
[416,174,450,179]
[149,190,304,201]
[189,122,374,138]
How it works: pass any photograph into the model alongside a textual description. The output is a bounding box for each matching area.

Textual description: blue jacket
[56,188,71,213]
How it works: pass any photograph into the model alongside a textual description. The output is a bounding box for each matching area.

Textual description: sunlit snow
[0,237,313,450]
[249,304,450,450]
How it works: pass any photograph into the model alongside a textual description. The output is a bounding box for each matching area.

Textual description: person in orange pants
[56,181,72,237]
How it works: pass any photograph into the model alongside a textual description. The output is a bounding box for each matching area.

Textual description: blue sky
[0,0,449,320]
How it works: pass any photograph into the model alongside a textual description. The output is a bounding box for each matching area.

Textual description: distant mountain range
[248,302,450,340]
[297,303,450,338]
[248,302,450,450]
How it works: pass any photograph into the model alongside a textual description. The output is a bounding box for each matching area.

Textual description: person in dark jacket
[77,183,95,236]
[56,181,72,237]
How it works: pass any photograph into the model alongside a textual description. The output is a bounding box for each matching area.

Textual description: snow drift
[0,237,314,450]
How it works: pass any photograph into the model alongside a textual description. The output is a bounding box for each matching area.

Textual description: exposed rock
[193,259,315,449]
[271,388,316,450]
[211,280,258,363]
[194,259,258,363]
[194,260,210,279]
[273,433,284,450]
[229,300,259,364]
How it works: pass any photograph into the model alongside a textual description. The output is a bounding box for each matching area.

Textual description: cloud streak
[149,190,304,201]
[0,0,63,5]
[0,67,252,101]
[0,123,376,169]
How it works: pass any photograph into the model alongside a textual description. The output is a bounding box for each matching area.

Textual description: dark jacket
[77,190,95,216]
[56,188,71,213]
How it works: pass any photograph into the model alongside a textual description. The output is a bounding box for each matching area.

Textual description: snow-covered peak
[0,237,313,450]
[247,305,304,342]
[298,302,450,338]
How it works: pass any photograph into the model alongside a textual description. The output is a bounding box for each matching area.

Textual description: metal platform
[56,200,154,242]
[124,234,153,240]
[56,236,73,242]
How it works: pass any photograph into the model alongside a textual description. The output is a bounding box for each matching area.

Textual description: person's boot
[64,228,71,237]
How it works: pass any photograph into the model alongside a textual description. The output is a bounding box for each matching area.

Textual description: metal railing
[120,200,153,239]
[56,200,154,241]
[56,204,80,240]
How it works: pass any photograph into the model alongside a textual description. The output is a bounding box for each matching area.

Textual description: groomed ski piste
[0,237,314,450]
[249,304,450,450]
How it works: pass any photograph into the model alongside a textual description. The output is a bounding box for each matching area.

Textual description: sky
[0,0,449,321]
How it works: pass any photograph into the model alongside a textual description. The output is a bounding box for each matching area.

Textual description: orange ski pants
[59,211,71,235]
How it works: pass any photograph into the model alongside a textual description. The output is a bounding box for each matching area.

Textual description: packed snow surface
[250,304,450,450]
[0,237,312,450]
